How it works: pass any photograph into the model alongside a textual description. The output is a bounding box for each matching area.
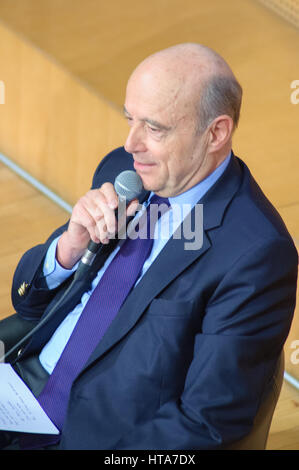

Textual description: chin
[139,176,159,193]
[143,183,158,193]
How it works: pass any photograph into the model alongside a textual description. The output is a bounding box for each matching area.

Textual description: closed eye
[147,125,161,133]
[123,106,171,133]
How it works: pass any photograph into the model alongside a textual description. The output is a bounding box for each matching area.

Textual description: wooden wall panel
[0,22,128,206]
[0,163,68,317]
[258,0,299,29]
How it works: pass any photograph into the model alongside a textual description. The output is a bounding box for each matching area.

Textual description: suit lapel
[78,154,243,375]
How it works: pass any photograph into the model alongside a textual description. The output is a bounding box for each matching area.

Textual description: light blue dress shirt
[39,153,231,373]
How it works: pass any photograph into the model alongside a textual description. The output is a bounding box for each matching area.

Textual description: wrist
[56,231,86,269]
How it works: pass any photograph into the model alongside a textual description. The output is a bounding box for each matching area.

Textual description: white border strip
[284,371,299,391]
[0,153,72,214]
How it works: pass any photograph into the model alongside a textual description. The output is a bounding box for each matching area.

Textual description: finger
[80,190,115,234]
[94,217,110,244]
[96,183,120,234]
[100,182,118,209]
[72,203,101,243]
[83,190,105,222]
[98,199,117,235]
[126,199,140,217]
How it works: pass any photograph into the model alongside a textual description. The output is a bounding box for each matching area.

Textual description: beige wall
[0,22,128,206]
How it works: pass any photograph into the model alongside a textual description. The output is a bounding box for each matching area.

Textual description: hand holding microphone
[56,171,144,274]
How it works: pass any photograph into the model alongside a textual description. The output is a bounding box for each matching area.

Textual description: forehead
[125,66,194,125]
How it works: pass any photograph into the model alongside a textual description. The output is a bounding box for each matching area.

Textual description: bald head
[128,43,242,133]
[136,43,234,77]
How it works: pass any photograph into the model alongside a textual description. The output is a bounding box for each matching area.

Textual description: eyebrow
[123,106,171,131]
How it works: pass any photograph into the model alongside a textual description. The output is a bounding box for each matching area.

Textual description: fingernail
[107,224,115,234]
[109,199,117,209]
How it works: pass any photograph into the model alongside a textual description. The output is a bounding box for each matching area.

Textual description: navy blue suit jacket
[12,147,298,449]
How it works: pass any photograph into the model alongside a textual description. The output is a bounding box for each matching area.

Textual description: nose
[124,124,147,154]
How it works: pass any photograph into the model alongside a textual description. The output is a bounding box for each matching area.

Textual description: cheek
[148,138,185,183]
[165,148,188,180]
[147,142,170,172]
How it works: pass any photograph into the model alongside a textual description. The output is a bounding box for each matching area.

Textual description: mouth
[133,160,156,172]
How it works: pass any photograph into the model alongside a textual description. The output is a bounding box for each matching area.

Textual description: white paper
[0,364,59,434]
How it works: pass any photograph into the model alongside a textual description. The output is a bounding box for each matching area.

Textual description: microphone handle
[74,240,103,281]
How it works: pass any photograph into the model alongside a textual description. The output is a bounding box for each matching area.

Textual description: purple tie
[20,195,170,449]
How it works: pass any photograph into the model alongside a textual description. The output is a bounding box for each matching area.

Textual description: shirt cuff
[43,236,79,289]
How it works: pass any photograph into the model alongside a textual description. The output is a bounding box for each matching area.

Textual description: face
[124,66,210,197]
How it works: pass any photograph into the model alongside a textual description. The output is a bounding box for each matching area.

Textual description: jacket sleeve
[116,236,298,449]
[11,223,70,320]
[11,150,116,320]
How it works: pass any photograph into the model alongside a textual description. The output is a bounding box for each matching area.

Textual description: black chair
[0,313,38,362]
[225,351,284,449]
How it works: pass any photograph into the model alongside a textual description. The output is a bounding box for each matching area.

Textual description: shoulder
[221,155,295,246]
[207,153,298,272]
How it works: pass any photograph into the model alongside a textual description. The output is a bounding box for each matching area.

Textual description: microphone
[74,170,143,280]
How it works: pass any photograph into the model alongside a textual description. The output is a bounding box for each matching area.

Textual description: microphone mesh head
[114,170,143,201]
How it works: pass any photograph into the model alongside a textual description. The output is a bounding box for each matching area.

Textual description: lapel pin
[18,282,30,297]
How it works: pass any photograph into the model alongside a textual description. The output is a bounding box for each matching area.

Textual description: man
[1,43,298,449]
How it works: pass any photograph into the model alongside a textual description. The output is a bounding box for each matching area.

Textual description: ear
[207,115,234,152]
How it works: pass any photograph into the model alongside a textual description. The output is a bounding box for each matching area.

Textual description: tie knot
[149,194,170,207]
[132,194,170,239]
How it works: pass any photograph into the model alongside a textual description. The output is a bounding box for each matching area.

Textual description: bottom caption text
[104,453,196,466]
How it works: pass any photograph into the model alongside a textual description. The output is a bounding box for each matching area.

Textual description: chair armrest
[0,314,38,363]
[224,351,284,450]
